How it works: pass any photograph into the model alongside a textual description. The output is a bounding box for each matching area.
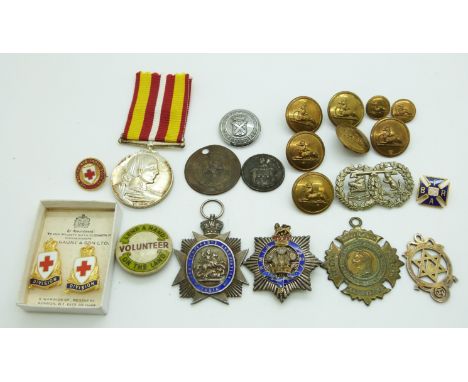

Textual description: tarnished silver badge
[172,200,248,304]
[336,161,414,210]
[244,224,321,302]
[219,109,261,147]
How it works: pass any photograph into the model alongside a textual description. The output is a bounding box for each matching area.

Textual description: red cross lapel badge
[75,158,106,190]
[66,245,100,293]
[29,238,62,289]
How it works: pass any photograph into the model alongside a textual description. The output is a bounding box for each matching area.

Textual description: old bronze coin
[365,95,390,120]
[184,145,241,195]
[219,109,261,147]
[285,96,323,133]
[391,99,416,123]
[292,172,334,214]
[244,223,321,302]
[286,132,325,171]
[371,117,410,157]
[404,234,457,303]
[241,154,285,192]
[328,91,364,128]
[323,217,404,305]
[336,125,370,154]
[172,199,248,304]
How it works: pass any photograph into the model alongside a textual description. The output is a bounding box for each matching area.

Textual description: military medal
[29,239,62,289]
[336,161,414,210]
[219,109,261,147]
[172,200,248,304]
[244,223,321,302]
[116,224,173,276]
[184,145,241,195]
[404,234,456,302]
[66,245,100,293]
[416,175,450,208]
[112,72,192,208]
[323,217,403,305]
[75,158,106,190]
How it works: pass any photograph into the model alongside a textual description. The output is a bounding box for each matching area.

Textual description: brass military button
[292,172,334,214]
[286,132,325,171]
[370,117,410,157]
[391,99,416,123]
[366,95,390,120]
[328,91,364,127]
[336,125,370,154]
[285,96,322,133]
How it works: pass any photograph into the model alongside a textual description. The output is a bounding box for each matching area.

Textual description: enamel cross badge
[172,200,248,304]
[244,224,321,302]
[29,238,62,289]
[66,245,100,293]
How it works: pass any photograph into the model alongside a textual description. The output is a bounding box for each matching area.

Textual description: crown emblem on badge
[80,244,95,257]
[74,214,90,228]
[44,238,58,251]
[200,216,224,236]
[272,223,291,246]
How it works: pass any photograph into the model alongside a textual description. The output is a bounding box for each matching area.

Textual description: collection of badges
[29,71,456,307]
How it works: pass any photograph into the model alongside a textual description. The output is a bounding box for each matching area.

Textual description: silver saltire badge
[244,224,321,302]
[172,200,248,304]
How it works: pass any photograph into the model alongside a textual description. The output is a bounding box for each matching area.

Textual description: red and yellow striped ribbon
[122,72,192,144]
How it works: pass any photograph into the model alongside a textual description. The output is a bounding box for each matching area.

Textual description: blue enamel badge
[172,199,248,304]
[417,176,450,208]
[245,223,321,302]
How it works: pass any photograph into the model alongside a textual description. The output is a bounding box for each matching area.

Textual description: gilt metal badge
[172,200,248,304]
[323,217,403,305]
[404,234,457,302]
[244,224,321,302]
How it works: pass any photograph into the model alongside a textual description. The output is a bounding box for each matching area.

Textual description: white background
[1,54,467,327]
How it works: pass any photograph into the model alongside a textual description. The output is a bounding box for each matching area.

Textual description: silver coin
[219,109,261,147]
[111,149,173,208]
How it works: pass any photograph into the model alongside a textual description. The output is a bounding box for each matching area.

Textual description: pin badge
[322,217,403,305]
[244,223,321,302]
[29,238,62,289]
[172,200,248,304]
[66,245,100,293]
[404,234,456,302]
[75,158,106,190]
[116,224,173,276]
[416,176,450,208]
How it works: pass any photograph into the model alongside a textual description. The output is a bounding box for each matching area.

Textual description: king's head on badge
[417,175,450,208]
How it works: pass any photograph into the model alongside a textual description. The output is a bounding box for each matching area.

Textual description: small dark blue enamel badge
[417,176,450,208]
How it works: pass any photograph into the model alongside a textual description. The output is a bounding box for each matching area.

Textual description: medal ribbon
[122,72,192,144]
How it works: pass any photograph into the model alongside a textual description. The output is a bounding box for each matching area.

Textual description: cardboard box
[17,200,121,314]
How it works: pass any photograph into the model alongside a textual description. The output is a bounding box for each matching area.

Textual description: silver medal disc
[219,109,261,147]
[111,149,173,208]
